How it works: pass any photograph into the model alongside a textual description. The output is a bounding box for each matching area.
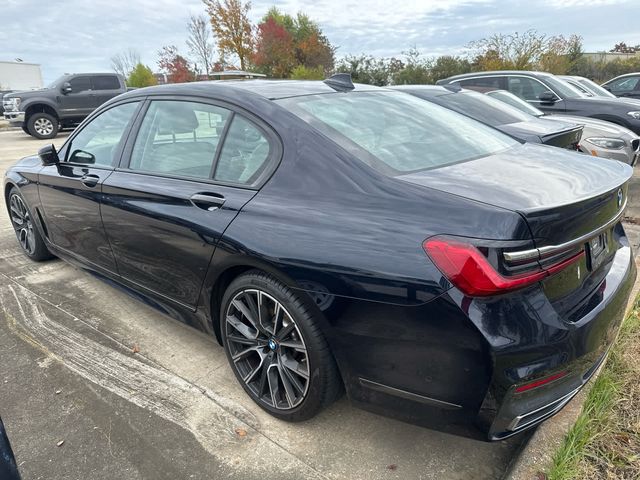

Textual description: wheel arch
[24,102,59,122]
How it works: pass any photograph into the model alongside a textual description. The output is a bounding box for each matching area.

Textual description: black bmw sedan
[4,76,635,441]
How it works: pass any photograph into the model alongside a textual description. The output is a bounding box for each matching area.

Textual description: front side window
[608,76,640,93]
[507,77,551,101]
[129,100,231,179]
[66,102,139,167]
[278,91,518,175]
[69,76,91,93]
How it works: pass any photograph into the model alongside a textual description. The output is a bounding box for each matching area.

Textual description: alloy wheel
[33,118,54,136]
[9,194,36,255]
[225,289,310,410]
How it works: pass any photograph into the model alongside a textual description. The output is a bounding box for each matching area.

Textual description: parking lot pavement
[0,128,533,479]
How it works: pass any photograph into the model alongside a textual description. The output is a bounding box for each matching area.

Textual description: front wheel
[221,271,342,421]
[27,113,59,139]
[7,189,53,261]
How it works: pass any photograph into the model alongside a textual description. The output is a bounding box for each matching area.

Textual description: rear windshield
[487,90,545,117]
[426,90,534,126]
[277,91,518,175]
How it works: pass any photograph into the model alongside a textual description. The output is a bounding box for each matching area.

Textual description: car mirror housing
[38,144,60,166]
[538,91,557,104]
[61,82,72,94]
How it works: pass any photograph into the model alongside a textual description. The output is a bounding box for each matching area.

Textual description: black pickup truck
[2,73,126,139]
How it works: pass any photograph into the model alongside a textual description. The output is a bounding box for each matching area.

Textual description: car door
[605,76,640,99]
[507,76,566,114]
[91,75,123,108]
[38,100,142,272]
[100,98,279,308]
[57,76,96,117]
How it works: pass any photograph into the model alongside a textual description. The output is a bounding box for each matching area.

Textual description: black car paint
[3,80,635,440]
[437,71,640,134]
[393,85,582,148]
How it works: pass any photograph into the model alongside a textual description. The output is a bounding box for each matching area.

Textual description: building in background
[0,61,43,90]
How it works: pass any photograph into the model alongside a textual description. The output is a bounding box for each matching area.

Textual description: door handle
[190,193,225,211]
[80,174,100,187]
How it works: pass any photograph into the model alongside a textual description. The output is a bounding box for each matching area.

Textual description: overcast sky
[3,0,639,84]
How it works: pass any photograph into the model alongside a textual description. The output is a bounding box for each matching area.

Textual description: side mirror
[538,91,557,103]
[38,144,59,166]
[61,82,72,94]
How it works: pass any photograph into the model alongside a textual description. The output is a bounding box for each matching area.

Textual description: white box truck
[0,61,43,90]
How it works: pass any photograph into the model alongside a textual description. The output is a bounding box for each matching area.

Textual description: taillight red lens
[423,237,584,297]
[514,371,567,393]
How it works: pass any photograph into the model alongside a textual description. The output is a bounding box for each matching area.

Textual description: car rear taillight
[514,371,568,393]
[423,237,584,297]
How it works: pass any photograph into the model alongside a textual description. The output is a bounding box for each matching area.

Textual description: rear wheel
[7,189,53,261]
[27,113,58,139]
[221,271,342,421]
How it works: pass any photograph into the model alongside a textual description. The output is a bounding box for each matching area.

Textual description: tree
[127,63,157,87]
[539,34,583,74]
[467,30,547,70]
[111,49,141,78]
[290,65,324,80]
[253,17,295,78]
[391,48,431,85]
[430,55,471,82]
[335,55,403,86]
[203,0,253,71]
[187,14,216,77]
[157,45,194,83]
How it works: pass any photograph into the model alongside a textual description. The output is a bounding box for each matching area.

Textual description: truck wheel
[21,125,30,135]
[27,113,59,139]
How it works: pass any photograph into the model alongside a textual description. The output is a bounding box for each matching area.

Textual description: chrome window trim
[451,73,562,102]
[503,200,627,263]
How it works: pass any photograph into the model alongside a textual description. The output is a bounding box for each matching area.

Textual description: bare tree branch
[111,49,141,78]
[187,14,216,77]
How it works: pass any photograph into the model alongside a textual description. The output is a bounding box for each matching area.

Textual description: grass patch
[547,295,640,480]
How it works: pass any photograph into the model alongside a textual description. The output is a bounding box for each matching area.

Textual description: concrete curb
[504,255,640,480]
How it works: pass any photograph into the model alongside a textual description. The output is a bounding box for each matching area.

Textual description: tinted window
[507,77,551,101]
[428,91,533,126]
[129,100,230,179]
[487,90,544,117]
[575,78,615,98]
[92,75,120,90]
[565,79,592,96]
[608,76,640,93]
[214,116,271,185]
[69,76,91,93]
[543,76,583,98]
[66,102,139,166]
[278,92,518,174]
[458,77,502,88]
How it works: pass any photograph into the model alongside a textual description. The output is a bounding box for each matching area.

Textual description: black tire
[7,188,53,261]
[21,124,30,135]
[221,270,342,421]
[27,112,59,139]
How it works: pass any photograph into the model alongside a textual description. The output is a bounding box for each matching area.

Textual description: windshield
[425,90,534,126]
[46,76,67,89]
[576,77,616,98]
[487,90,545,117]
[544,76,584,99]
[277,91,518,175]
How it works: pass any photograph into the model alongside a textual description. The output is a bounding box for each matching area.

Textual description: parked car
[437,71,640,134]
[602,73,640,99]
[558,75,617,99]
[4,76,635,441]
[2,73,127,139]
[480,88,640,165]
[391,85,583,150]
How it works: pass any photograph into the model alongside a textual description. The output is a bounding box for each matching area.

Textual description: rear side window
[129,100,230,179]
[66,102,139,167]
[214,116,271,184]
[458,77,503,89]
[429,91,533,126]
[92,75,120,90]
[69,76,91,93]
[278,91,517,174]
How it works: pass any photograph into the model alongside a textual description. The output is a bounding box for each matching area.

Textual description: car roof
[442,70,553,82]
[119,79,382,101]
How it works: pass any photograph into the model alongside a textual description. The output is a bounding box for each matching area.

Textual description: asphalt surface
[0,128,524,479]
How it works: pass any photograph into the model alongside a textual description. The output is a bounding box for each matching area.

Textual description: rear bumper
[484,237,635,440]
